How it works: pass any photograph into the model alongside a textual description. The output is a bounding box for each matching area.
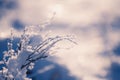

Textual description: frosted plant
[0,25,76,80]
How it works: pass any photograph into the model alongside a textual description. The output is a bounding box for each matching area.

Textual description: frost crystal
[0,25,76,80]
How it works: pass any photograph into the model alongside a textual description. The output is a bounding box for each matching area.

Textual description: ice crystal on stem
[0,25,76,80]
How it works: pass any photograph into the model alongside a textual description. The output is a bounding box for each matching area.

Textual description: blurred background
[0,0,120,80]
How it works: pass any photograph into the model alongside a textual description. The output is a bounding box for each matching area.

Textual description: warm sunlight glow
[0,32,8,39]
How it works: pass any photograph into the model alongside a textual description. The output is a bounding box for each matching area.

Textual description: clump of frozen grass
[0,25,76,80]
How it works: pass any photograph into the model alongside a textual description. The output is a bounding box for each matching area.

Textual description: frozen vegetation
[0,24,76,80]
